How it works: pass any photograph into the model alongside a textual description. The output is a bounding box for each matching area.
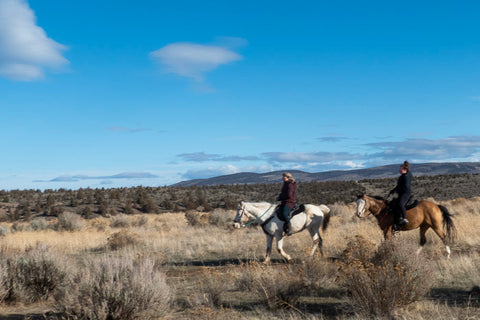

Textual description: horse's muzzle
[232,221,242,229]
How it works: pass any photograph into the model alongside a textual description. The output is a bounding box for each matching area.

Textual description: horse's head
[232,201,247,228]
[355,194,368,218]
[356,194,387,218]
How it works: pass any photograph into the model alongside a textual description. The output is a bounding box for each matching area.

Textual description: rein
[378,210,389,224]
[370,199,389,224]
[241,204,276,227]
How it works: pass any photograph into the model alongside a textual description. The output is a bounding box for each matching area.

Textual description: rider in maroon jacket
[277,172,297,236]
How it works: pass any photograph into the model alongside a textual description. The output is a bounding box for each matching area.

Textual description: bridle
[360,197,389,224]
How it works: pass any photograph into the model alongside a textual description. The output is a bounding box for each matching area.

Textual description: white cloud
[0,0,68,80]
[150,41,243,81]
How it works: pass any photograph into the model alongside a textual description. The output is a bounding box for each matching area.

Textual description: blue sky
[1,0,480,190]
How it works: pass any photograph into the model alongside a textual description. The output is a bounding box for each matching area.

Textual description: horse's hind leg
[417,224,429,255]
[276,236,293,262]
[431,222,451,259]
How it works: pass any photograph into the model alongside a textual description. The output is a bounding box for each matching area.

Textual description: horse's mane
[371,195,387,203]
[242,201,272,207]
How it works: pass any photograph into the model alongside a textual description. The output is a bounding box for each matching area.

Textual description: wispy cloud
[263,151,363,163]
[181,165,241,180]
[368,136,480,161]
[150,40,243,81]
[38,172,158,183]
[263,136,480,168]
[317,136,349,142]
[471,96,480,102]
[178,152,259,162]
[0,0,68,81]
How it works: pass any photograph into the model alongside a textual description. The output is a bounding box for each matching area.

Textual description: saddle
[276,203,306,221]
[388,195,418,212]
[405,196,419,210]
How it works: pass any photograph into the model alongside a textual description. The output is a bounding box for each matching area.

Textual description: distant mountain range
[172,162,480,187]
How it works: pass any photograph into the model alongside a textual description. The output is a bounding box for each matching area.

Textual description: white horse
[232,201,331,263]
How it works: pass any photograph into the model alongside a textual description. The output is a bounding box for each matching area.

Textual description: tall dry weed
[109,214,130,228]
[235,262,305,309]
[190,269,235,309]
[442,197,480,216]
[435,252,480,288]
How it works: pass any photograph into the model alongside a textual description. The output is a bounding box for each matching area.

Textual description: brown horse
[355,194,456,258]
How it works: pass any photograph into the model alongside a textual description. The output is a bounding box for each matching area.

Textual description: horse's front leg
[384,226,393,240]
[308,228,323,257]
[264,234,273,264]
[276,234,293,263]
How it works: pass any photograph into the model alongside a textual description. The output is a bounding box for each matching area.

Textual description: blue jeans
[282,205,292,225]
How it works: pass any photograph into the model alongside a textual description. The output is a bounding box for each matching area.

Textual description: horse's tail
[322,206,331,232]
[439,205,456,244]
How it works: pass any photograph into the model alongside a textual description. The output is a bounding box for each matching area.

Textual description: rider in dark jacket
[277,172,297,236]
[389,160,412,226]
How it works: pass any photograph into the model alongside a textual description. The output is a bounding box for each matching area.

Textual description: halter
[238,204,276,227]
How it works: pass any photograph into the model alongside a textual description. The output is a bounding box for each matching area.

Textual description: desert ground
[0,197,479,319]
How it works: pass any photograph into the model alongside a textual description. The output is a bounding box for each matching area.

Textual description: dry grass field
[0,198,479,319]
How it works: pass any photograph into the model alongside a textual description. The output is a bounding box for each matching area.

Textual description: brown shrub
[56,211,83,231]
[184,211,209,226]
[106,230,142,251]
[341,235,377,265]
[1,244,67,303]
[56,256,171,320]
[337,238,433,317]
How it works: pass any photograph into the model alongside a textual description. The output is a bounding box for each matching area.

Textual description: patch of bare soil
[429,286,480,307]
